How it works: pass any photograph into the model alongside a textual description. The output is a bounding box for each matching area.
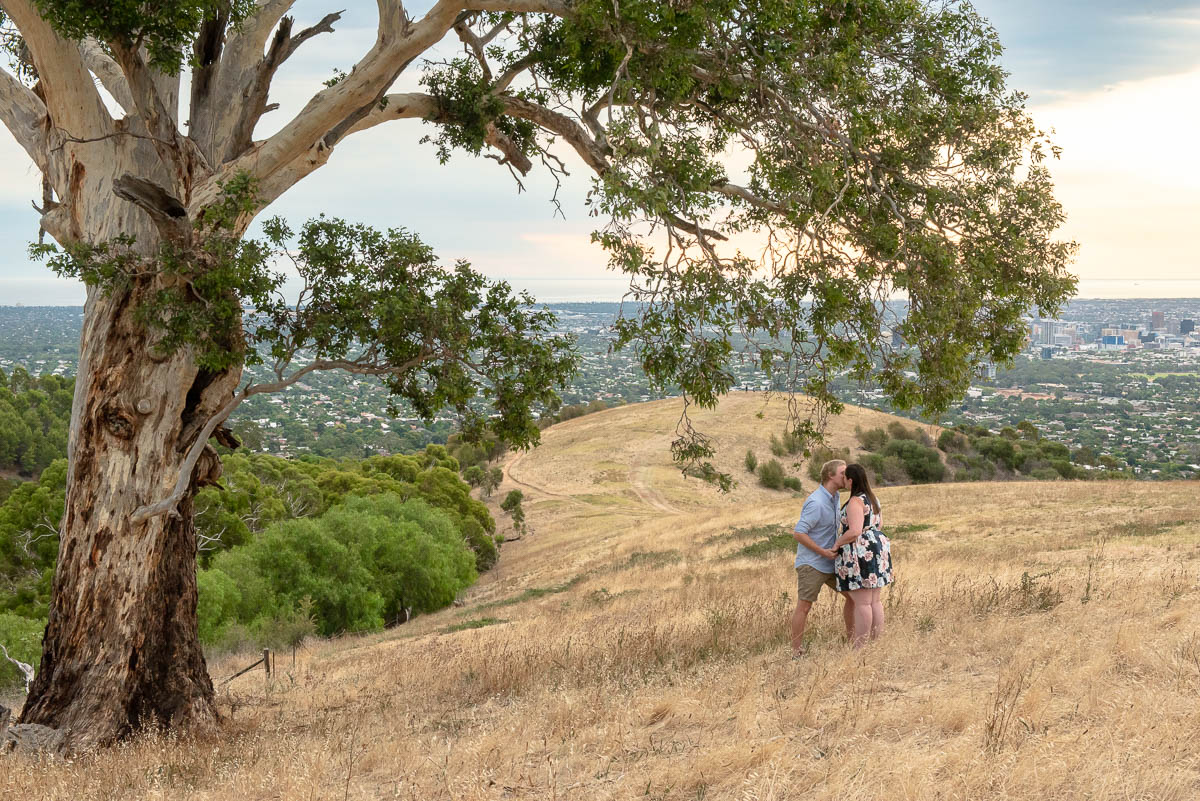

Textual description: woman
[832,463,892,647]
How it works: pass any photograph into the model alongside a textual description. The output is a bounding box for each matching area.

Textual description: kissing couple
[790,459,893,655]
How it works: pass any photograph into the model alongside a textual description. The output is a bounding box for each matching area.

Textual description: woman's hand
[836,496,865,550]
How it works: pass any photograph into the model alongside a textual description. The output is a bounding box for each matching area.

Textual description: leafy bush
[1039,441,1070,462]
[881,439,945,483]
[856,426,889,452]
[937,430,969,452]
[1050,459,1076,479]
[880,455,909,484]
[500,489,526,534]
[198,494,478,645]
[782,476,803,492]
[975,436,1018,471]
[744,449,758,473]
[757,459,786,490]
[770,430,807,457]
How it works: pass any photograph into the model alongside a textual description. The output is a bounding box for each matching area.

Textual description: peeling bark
[20,276,242,750]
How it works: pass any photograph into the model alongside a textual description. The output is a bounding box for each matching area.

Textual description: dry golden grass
[3,394,1198,800]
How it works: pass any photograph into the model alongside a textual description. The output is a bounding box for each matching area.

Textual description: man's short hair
[820,459,846,482]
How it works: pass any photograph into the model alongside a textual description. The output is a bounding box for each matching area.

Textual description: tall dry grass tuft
[2,395,1199,799]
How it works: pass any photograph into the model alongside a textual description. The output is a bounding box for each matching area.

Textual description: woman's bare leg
[869,588,885,640]
[848,589,873,648]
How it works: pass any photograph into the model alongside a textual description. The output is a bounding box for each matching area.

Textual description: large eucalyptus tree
[0,0,1073,748]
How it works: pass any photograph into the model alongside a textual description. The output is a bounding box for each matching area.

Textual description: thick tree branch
[190,1,293,163]
[196,0,577,208]
[108,40,206,193]
[188,8,230,136]
[0,64,49,170]
[342,91,534,173]
[491,54,536,93]
[462,0,570,12]
[227,11,344,161]
[497,95,609,174]
[282,11,342,62]
[130,355,430,523]
[454,16,491,80]
[195,0,467,210]
[78,38,134,112]
[0,0,109,136]
[111,175,190,242]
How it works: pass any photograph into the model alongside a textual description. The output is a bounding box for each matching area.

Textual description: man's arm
[793,528,835,561]
[792,500,835,560]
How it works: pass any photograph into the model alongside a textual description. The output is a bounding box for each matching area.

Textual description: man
[790,458,853,657]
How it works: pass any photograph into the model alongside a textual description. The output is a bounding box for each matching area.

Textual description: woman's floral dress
[834,493,893,592]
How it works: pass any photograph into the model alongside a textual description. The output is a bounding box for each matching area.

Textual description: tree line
[0,369,71,478]
[0,445,501,688]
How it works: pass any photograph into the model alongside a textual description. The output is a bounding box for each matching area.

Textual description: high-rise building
[1182,319,1195,336]
[1038,320,1055,344]
[1152,310,1165,329]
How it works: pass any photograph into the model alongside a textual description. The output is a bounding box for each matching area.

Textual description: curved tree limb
[198,0,570,210]
[0,0,109,136]
[0,64,49,170]
[78,38,134,112]
[130,355,431,523]
[107,40,207,195]
[226,11,345,161]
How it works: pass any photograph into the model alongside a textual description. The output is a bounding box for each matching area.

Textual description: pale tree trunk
[20,289,239,748]
[14,122,242,748]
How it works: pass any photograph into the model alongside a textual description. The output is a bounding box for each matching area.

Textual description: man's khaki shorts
[795,565,837,603]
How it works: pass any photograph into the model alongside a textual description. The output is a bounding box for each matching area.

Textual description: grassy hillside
[3,394,1198,800]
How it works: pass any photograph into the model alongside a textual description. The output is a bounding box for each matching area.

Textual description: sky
[1,1,1199,304]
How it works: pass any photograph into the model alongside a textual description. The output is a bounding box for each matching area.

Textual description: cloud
[1030,65,1200,281]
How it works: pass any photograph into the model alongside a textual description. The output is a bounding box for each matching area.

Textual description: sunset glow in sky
[1,1,1198,303]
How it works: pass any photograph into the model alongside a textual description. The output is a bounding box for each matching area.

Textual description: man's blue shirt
[794,484,839,572]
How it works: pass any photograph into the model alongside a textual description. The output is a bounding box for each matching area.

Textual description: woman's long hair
[844,463,880,515]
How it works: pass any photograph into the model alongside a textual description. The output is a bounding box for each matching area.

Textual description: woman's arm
[834,497,865,549]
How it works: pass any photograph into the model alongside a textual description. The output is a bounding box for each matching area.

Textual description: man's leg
[841,592,854,640]
[791,599,814,655]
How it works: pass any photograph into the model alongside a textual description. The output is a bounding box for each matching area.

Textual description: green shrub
[881,439,945,483]
[782,476,803,492]
[1039,441,1070,461]
[856,426,890,452]
[500,489,526,534]
[1031,466,1060,480]
[975,436,1018,471]
[744,449,758,473]
[937,430,969,452]
[880,455,908,484]
[198,494,478,643]
[461,518,499,571]
[1050,459,1076,479]
[757,459,786,490]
